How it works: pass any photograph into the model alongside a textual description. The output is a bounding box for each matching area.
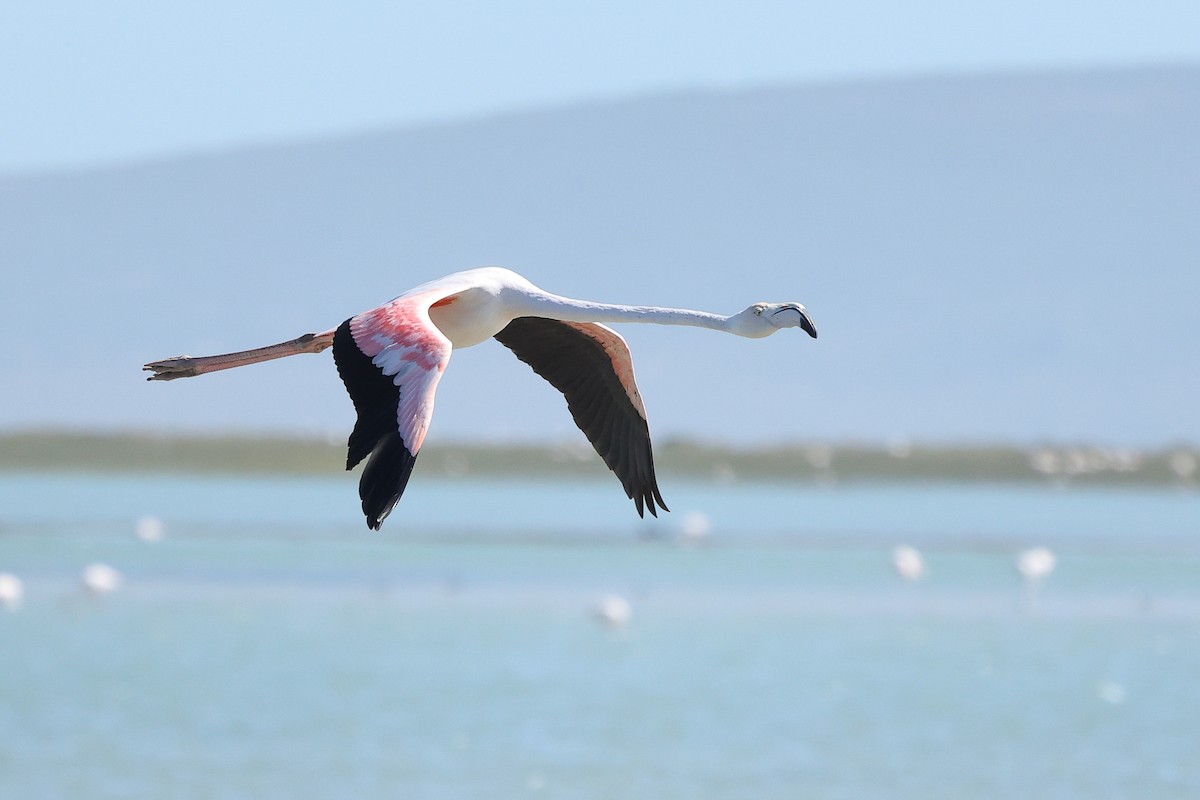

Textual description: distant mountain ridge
[2,66,1196,446]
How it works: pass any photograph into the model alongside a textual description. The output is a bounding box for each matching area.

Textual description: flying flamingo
[145,267,817,529]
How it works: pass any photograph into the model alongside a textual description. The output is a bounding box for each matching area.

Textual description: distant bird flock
[0,522,1067,616]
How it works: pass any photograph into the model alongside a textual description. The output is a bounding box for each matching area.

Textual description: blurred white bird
[678,511,712,545]
[0,573,23,611]
[135,515,165,542]
[81,563,123,596]
[1016,546,1056,613]
[891,545,927,582]
[593,594,632,629]
[1016,547,1056,582]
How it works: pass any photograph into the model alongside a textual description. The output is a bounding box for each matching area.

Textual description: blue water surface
[1,472,1199,799]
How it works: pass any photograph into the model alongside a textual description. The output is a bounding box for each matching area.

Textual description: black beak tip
[801,314,818,339]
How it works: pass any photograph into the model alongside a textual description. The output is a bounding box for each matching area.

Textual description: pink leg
[144,329,337,381]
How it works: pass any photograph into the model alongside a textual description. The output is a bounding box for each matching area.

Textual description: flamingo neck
[520,292,733,333]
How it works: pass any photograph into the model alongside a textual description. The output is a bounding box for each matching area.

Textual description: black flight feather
[494,317,667,517]
[332,319,419,530]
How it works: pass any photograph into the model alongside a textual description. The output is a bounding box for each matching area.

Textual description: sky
[3,0,1199,175]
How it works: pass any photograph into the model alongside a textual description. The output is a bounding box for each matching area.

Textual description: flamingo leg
[144,329,337,381]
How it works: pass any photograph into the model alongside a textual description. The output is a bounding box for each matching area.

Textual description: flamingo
[891,545,926,582]
[81,563,123,596]
[144,267,818,529]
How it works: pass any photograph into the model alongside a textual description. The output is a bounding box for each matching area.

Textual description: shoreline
[1,431,1196,487]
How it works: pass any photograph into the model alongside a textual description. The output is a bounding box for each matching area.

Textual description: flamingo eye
[754,306,765,316]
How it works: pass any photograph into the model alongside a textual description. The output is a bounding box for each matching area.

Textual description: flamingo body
[145,267,817,530]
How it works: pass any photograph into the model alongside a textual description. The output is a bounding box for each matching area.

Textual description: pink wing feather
[334,289,456,529]
[349,291,453,454]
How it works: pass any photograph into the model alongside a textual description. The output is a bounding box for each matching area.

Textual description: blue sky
[3,0,1198,174]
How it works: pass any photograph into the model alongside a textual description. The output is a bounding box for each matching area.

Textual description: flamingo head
[729,302,818,339]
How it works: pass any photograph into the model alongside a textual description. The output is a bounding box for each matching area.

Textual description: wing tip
[633,483,668,518]
[357,433,418,531]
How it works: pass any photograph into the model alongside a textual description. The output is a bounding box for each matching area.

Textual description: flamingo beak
[798,308,818,339]
[773,304,818,338]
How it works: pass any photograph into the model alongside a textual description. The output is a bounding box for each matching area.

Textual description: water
[2,472,1199,799]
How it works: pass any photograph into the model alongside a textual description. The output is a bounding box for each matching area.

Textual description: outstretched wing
[495,317,667,517]
[333,292,453,530]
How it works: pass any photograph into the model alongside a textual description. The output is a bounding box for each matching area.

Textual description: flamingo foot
[144,356,200,381]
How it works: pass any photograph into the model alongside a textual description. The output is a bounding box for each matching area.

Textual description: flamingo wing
[495,317,668,517]
[333,292,453,529]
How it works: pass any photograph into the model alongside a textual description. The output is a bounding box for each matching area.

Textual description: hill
[1,66,1196,445]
